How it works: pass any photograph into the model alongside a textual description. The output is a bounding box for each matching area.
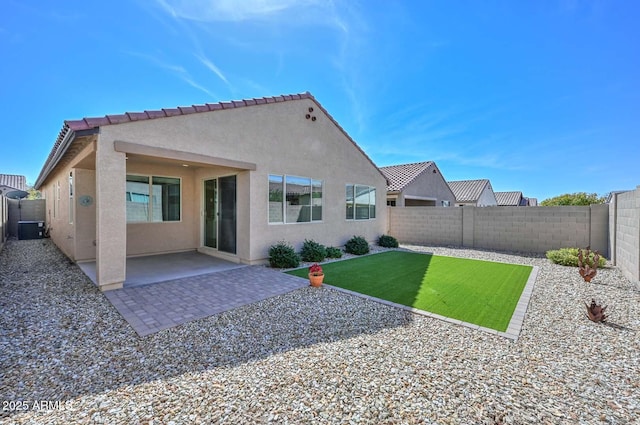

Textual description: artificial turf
[287,251,533,332]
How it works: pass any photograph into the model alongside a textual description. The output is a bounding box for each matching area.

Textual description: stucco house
[380,161,455,207]
[34,92,387,291]
[448,179,497,207]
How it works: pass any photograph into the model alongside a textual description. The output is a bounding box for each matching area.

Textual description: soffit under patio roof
[115,141,257,171]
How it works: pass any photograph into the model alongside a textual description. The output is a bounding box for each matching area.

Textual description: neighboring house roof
[35,92,387,189]
[527,198,538,206]
[380,161,434,192]
[495,191,524,206]
[448,179,492,203]
[0,174,26,191]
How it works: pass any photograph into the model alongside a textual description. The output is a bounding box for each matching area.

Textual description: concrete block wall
[7,199,46,237]
[611,187,640,282]
[473,206,593,253]
[387,207,462,246]
[388,205,609,256]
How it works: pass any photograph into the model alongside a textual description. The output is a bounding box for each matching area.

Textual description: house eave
[35,126,99,189]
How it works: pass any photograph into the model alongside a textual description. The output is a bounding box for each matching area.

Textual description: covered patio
[77,250,246,288]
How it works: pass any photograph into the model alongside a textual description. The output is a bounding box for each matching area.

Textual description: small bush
[345,235,370,255]
[300,239,327,262]
[269,241,300,268]
[378,234,399,248]
[546,247,606,267]
[326,246,343,258]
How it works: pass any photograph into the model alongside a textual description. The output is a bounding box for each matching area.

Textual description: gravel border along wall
[1,239,639,424]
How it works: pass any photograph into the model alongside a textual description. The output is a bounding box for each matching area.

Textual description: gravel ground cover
[1,239,639,424]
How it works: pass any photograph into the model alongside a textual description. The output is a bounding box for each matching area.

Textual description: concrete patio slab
[78,250,246,287]
[103,266,308,336]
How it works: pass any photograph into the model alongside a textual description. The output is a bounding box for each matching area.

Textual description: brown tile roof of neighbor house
[0,174,26,191]
[380,161,434,191]
[447,179,492,202]
[495,191,524,206]
[36,92,387,189]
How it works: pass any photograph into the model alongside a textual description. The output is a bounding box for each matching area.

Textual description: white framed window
[269,174,322,223]
[126,174,181,223]
[69,171,74,224]
[441,200,450,207]
[346,184,376,220]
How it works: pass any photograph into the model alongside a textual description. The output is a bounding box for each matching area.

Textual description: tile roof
[0,174,26,191]
[380,161,434,191]
[495,191,524,206]
[447,179,491,202]
[63,93,313,132]
[36,92,387,188]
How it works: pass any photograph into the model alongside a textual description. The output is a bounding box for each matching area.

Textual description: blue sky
[1,0,638,201]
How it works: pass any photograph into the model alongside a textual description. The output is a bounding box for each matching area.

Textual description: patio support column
[95,140,127,291]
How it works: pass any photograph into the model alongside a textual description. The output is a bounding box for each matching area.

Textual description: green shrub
[269,241,300,268]
[326,246,343,258]
[300,239,327,262]
[546,247,606,267]
[345,235,370,255]
[378,234,399,248]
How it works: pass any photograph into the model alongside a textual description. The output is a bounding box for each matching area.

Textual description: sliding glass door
[203,176,236,254]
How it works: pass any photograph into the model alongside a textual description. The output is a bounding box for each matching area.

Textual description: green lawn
[287,251,533,332]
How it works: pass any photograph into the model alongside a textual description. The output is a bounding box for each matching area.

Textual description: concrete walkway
[104,266,308,336]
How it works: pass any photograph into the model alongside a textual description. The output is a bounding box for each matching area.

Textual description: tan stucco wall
[41,165,75,259]
[125,161,199,256]
[97,98,387,263]
[95,140,127,289]
[74,168,96,261]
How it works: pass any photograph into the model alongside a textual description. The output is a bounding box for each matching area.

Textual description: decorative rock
[0,239,638,424]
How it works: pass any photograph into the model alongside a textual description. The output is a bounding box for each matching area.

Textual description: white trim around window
[268,174,323,224]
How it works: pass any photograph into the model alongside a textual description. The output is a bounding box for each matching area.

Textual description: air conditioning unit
[18,221,45,240]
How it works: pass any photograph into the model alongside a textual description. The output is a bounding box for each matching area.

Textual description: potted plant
[308,263,324,287]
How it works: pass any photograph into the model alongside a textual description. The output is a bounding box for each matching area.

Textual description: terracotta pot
[309,273,324,287]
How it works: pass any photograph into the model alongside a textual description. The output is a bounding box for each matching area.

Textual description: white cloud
[155,0,328,23]
[126,51,217,99]
[195,53,229,85]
